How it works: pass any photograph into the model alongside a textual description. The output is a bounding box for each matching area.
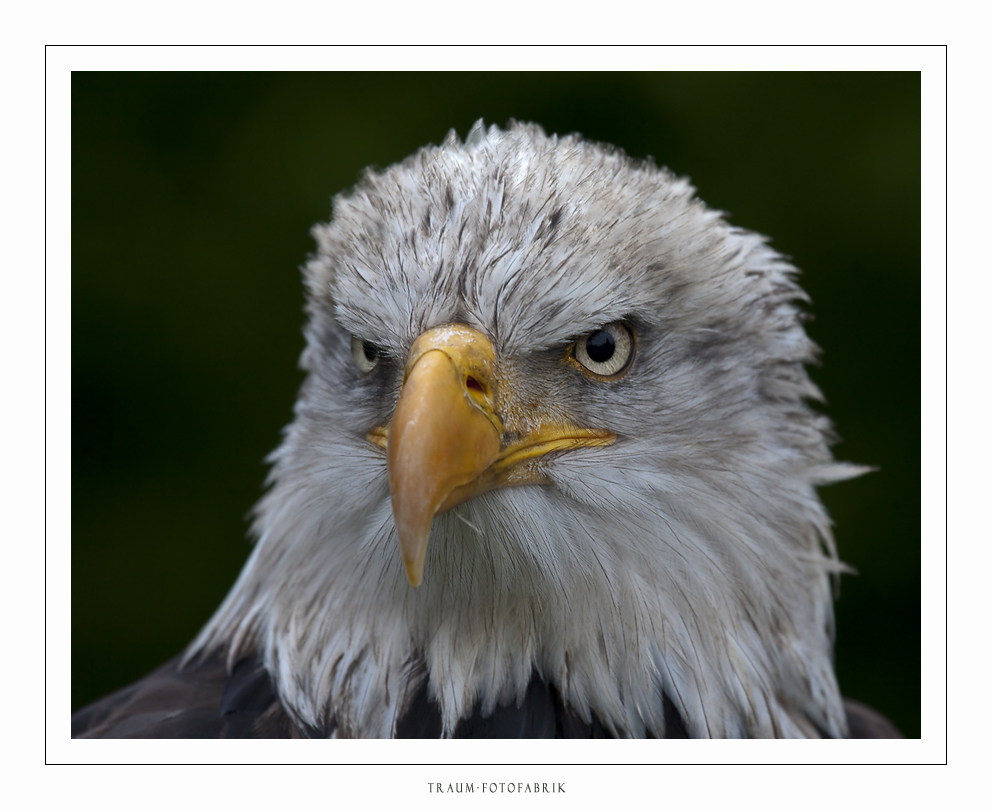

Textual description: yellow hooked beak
[367,324,615,587]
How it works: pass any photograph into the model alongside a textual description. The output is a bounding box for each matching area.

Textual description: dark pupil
[362,342,378,362]
[586,330,615,363]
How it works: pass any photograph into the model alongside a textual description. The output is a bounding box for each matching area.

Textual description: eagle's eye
[350,335,381,374]
[571,323,635,379]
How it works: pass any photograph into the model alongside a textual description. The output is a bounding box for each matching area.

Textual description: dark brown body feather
[72,655,901,739]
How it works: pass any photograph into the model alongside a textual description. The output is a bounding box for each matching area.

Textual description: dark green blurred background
[72,72,920,737]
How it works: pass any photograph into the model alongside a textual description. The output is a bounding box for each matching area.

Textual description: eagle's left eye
[351,335,381,374]
[572,323,635,379]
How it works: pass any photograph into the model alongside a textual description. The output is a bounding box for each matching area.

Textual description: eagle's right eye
[351,335,381,374]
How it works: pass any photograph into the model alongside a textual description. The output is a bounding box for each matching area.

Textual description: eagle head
[188,120,865,739]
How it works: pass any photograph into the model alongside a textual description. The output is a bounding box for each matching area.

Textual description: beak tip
[404,563,423,588]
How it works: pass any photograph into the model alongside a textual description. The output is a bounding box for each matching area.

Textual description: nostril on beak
[465,376,485,394]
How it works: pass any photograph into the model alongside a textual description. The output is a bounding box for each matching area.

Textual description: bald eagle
[72,121,900,739]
